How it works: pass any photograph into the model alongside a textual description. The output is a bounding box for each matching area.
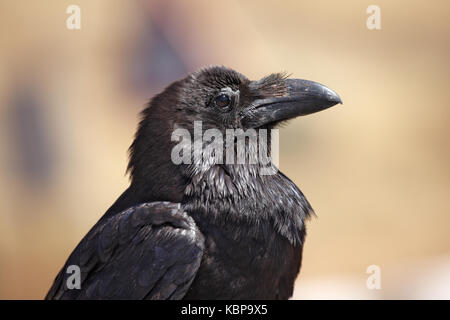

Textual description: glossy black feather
[46,202,204,300]
[47,66,317,300]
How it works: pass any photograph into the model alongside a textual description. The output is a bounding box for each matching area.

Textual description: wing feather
[46,202,204,300]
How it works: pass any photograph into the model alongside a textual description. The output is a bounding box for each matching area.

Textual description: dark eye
[215,94,231,108]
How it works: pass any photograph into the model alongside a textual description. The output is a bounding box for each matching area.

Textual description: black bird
[46,66,341,300]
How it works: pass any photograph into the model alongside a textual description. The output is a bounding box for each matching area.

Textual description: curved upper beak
[241,79,342,128]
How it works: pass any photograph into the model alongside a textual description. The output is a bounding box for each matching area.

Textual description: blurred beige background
[1,0,449,299]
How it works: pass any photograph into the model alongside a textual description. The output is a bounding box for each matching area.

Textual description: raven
[46,66,341,300]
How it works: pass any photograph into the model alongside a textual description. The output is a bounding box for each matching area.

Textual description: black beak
[242,79,342,128]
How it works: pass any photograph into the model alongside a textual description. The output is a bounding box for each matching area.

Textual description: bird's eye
[215,94,231,108]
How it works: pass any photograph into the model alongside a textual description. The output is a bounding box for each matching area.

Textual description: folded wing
[46,202,204,300]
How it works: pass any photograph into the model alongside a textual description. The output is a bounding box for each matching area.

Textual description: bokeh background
[1,0,449,299]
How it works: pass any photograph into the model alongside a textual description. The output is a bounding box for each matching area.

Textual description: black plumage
[46,66,341,299]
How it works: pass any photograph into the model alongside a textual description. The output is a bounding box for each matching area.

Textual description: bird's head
[127,66,341,200]
[163,66,341,131]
